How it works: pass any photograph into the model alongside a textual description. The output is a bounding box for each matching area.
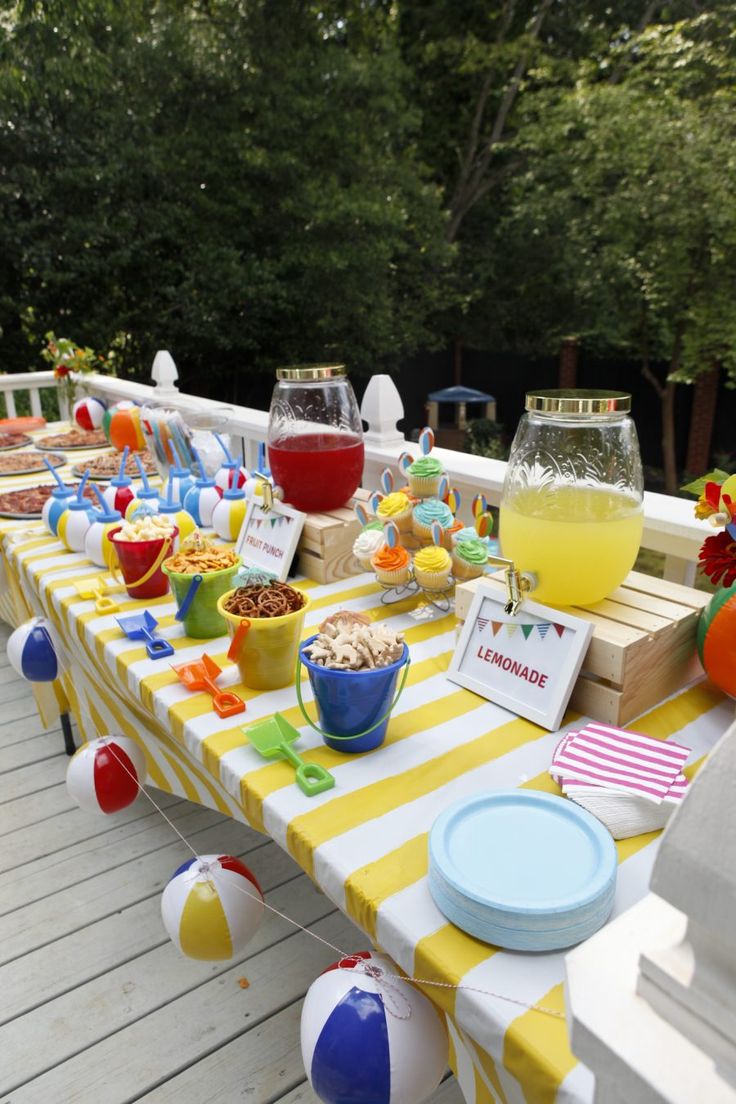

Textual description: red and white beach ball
[6,617,64,682]
[301,951,448,1104]
[73,396,107,431]
[66,735,147,814]
[161,854,264,961]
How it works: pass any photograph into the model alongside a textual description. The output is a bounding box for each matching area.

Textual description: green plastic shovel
[243,713,335,797]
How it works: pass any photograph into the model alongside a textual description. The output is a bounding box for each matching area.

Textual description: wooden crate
[455,570,710,726]
[295,489,371,584]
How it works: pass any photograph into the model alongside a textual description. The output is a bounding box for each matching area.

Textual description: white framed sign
[448,579,593,731]
[234,498,306,582]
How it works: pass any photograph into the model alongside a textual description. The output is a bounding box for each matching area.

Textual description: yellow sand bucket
[217,587,311,691]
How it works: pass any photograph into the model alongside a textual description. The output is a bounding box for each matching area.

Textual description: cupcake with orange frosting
[413,544,452,590]
[371,542,412,587]
[376,491,413,534]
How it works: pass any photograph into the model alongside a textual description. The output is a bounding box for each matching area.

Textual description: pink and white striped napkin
[550,723,691,838]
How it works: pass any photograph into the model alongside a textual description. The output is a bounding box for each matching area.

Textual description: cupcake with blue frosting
[412,498,454,543]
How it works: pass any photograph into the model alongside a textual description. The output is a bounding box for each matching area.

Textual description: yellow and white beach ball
[161,853,264,961]
[211,488,247,542]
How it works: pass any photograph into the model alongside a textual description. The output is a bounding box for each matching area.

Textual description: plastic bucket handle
[174,574,203,622]
[227,618,251,660]
[109,529,173,591]
[295,650,410,743]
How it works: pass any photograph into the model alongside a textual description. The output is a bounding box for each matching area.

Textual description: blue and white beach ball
[73,396,107,431]
[161,853,264,961]
[301,951,448,1104]
[183,482,222,528]
[6,617,64,682]
[66,735,147,814]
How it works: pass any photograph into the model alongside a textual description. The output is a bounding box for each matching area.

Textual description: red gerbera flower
[699,531,736,588]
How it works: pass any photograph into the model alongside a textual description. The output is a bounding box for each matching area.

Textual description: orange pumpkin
[697,582,736,697]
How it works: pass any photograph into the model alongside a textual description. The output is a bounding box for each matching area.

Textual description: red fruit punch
[268,432,364,513]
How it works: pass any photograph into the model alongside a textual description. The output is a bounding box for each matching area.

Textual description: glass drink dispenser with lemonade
[500,390,644,606]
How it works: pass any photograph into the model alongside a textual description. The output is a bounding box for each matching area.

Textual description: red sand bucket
[108,526,178,599]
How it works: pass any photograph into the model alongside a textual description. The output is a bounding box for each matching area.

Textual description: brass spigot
[485,555,537,616]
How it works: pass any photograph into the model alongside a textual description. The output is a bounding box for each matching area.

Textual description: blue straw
[134,455,150,491]
[191,447,208,483]
[76,471,90,501]
[92,484,108,511]
[117,446,130,481]
[43,456,65,488]
[215,433,233,463]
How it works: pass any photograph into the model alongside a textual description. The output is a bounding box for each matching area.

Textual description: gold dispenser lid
[525,389,631,414]
[276,364,346,382]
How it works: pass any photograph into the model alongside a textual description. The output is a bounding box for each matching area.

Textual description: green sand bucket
[163,556,241,639]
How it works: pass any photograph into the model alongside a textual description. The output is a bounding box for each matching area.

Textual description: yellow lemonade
[500,485,643,606]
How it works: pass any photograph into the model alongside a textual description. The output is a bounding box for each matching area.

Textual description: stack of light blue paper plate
[428,790,617,952]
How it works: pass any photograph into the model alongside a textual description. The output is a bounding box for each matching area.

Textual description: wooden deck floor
[0,624,462,1104]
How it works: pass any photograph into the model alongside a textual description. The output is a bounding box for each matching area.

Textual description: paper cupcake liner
[355,554,375,572]
[413,518,450,543]
[451,554,485,580]
[378,508,413,534]
[373,565,411,587]
[407,474,441,498]
[414,567,452,591]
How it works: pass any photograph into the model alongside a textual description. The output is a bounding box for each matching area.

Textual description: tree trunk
[661,380,678,496]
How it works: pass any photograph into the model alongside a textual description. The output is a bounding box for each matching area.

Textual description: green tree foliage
[0,1,453,387]
[495,12,736,490]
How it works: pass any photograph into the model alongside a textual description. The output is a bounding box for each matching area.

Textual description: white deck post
[566,720,736,1103]
[360,374,407,487]
[151,350,179,395]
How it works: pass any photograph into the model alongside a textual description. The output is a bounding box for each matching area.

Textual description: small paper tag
[234,498,305,582]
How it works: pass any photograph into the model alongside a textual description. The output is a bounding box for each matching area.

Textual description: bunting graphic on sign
[521,624,534,639]
[537,622,550,639]
[477,618,489,634]
[553,623,566,638]
[505,624,518,638]
[491,622,502,636]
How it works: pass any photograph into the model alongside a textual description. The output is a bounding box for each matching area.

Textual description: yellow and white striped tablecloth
[0,436,730,1104]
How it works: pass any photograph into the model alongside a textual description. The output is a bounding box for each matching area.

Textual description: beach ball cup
[301,951,448,1104]
[73,396,107,431]
[6,617,64,682]
[66,735,147,815]
[161,854,264,961]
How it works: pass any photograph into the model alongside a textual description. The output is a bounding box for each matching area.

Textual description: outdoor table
[0,432,730,1104]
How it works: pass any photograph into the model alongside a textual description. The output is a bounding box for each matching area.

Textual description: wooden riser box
[455,571,710,726]
[295,489,372,585]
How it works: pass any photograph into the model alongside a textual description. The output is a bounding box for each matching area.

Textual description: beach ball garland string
[57,735,567,1102]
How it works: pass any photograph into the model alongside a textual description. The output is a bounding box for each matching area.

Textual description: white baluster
[151,350,179,394]
[360,374,407,447]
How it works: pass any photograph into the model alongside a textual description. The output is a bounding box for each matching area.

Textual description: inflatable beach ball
[73,396,107,431]
[301,951,448,1104]
[697,582,736,697]
[161,854,264,961]
[104,401,145,452]
[66,735,147,814]
[6,617,64,682]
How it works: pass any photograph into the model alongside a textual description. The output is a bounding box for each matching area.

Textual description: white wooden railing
[0,362,710,585]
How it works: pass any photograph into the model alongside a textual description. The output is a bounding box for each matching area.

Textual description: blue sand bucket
[297,638,410,753]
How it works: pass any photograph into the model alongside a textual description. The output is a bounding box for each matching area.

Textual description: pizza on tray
[0,451,65,475]
[73,449,156,480]
[0,433,31,451]
[0,482,97,518]
[36,428,108,450]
